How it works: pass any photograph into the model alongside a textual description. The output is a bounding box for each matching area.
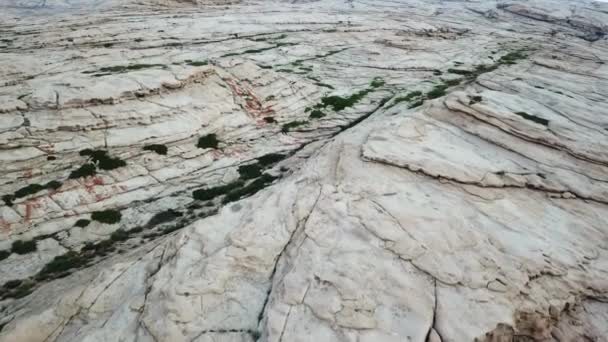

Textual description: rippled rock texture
[1,0,608,341]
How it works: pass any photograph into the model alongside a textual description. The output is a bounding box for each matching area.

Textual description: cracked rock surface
[1,0,608,341]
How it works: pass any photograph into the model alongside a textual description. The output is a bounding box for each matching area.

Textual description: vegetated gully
[1,45,525,303]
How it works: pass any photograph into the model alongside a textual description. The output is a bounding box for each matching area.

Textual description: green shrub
[69,163,97,179]
[408,100,424,108]
[83,64,167,75]
[314,82,334,89]
[238,163,263,180]
[263,117,276,123]
[394,91,422,105]
[257,153,286,166]
[281,120,308,133]
[14,184,46,199]
[37,252,85,279]
[3,279,22,289]
[444,78,461,87]
[309,109,325,119]
[79,149,126,170]
[469,95,483,104]
[426,85,449,99]
[143,144,168,155]
[197,134,219,149]
[110,229,129,242]
[74,219,90,228]
[45,180,62,190]
[1,280,35,299]
[2,194,14,206]
[11,240,37,254]
[223,174,278,204]
[186,60,208,66]
[370,77,385,88]
[147,209,183,227]
[447,68,473,76]
[514,112,549,126]
[91,209,122,224]
[192,181,244,201]
[0,250,10,261]
[129,226,143,233]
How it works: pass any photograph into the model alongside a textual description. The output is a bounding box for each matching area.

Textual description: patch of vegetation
[3,279,22,289]
[469,95,483,105]
[143,144,168,155]
[408,99,424,109]
[110,229,129,242]
[222,42,297,57]
[444,78,462,87]
[197,134,219,149]
[433,70,443,75]
[426,84,449,99]
[223,174,278,204]
[74,219,90,228]
[36,252,87,280]
[0,250,9,261]
[2,195,14,206]
[514,111,549,126]
[91,209,122,224]
[69,163,97,179]
[257,153,286,166]
[186,60,208,66]
[263,117,277,123]
[11,240,37,255]
[45,181,62,190]
[370,77,385,88]
[393,91,423,105]
[1,279,35,300]
[447,68,473,76]
[314,48,347,59]
[2,180,64,206]
[147,209,183,228]
[83,63,167,76]
[307,77,384,115]
[309,109,326,118]
[238,163,263,180]
[47,156,57,161]
[281,120,308,133]
[313,81,334,89]
[498,50,527,65]
[80,149,126,170]
[193,181,244,201]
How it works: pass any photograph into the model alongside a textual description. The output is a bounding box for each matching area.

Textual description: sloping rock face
[1,0,608,341]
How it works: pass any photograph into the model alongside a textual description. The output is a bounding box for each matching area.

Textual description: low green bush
[74,219,90,228]
[147,209,183,228]
[37,252,86,279]
[91,209,122,224]
[281,120,308,133]
[143,144,168,155]
[11,240,37,254]
[110,229,129,242]
[69,163,97,179]
[238,164,263,180]
[197,134,219,149]
[192,181,244,201]
[257,153,286,166]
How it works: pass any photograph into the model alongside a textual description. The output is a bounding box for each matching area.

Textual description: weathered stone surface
[1,0,608,341]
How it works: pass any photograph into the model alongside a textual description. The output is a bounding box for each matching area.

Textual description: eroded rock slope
[0,0,607,341]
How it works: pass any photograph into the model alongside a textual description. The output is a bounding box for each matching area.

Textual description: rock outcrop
[1,0,607,341]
